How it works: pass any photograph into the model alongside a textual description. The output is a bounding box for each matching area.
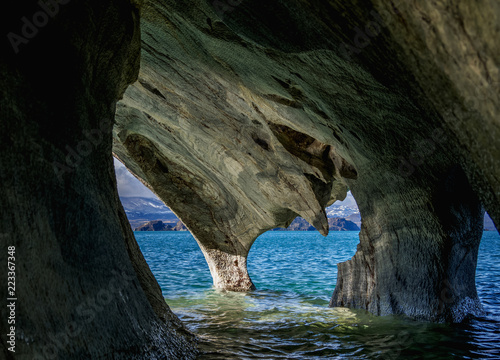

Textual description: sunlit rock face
[113,0,354,290]
[0,1,196,358]
[114,0,498,321]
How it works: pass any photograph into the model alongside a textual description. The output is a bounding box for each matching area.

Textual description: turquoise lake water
[135,231,500,359]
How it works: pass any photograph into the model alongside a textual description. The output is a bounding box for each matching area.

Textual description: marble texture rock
[114,0,498,322]
[0,1,197,358]
[1,4,499,360]
[113,0,352,291]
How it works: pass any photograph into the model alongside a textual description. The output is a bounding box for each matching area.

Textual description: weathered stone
[2,7,499,360]
[0,1,196,358]
[113,0,353,292]
[113,0,498,322]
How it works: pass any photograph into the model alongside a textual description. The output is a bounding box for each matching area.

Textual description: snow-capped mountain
[119,197,179,228]
[326,191,360,219]
[326,204,359,218]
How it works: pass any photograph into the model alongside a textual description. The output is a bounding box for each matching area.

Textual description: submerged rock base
[332,168,485,322]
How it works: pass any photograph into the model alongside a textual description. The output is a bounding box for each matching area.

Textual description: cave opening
[112,156,500,359]
[113,152,362,297]
[244,191,362,294]
[113,155,500,323]
[3,0,500,357]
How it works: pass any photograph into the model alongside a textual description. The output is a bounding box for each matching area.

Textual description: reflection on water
[135,231,500,359]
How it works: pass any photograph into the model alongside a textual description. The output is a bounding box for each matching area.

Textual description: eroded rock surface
[2,9,497,360]
[113,1,352,291]
[0,1,196,358]
[114,0,498,322]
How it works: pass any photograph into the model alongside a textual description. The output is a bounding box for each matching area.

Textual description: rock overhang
[112,0,498,322]
[1,2,499,359]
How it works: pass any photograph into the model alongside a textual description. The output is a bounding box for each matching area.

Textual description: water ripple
[135,231,500,359]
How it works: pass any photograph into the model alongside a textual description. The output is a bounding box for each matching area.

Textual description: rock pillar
[331,167,485,322]
[201,247,255,291]
[0,1,196,358]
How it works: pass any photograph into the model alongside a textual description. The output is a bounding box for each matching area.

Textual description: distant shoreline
[134,217,360,232]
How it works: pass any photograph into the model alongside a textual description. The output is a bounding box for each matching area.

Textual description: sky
[114,157,357,206]
[334,191,357,207]
[114,158,157,198]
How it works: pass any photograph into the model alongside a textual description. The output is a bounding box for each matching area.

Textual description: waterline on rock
[136,231,500,359]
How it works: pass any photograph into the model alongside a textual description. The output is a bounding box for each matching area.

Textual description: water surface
[135,231,500,359]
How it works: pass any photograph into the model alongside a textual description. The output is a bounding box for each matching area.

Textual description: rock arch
[113,0,499,324]
[1,0,499,358]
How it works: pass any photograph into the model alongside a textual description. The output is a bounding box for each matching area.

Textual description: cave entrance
[113,156,213,295]
[113,154,499,323]
[114,158,181,231]
[113,156,362,302]
[113,157,500,357]
[475,222,500,318]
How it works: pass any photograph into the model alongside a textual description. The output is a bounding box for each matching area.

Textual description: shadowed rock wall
[1,7,497,360]
[114,0,498,322]
[0,1,196,358]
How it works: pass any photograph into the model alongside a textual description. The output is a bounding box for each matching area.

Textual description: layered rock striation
[1,3,499,359]
[0,1,196,358]
[113,0,498,322]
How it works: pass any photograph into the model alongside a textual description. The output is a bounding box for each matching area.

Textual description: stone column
[201,247,255,291]
[0,1,196,358]
[331,166,485,322]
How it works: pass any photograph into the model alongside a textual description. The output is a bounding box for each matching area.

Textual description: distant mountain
[135,220,172,231]
[328,218,360,231]
[119,197,179,229]
[120,196,361,232]
[121,196,494,233]
[326,192,360,219]
[272,217,315,231]
[273,217,360,231]
[135,220,188,232]
[326,204,359,218]
[345,213,361,227]
[173,221,188,231]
